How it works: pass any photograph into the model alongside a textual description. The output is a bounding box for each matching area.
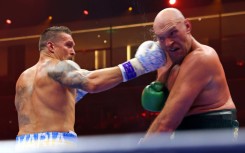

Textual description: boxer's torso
[15,58,76,136]
[166,43,236,116]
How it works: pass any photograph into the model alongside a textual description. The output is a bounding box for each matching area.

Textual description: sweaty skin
[15,32,122,136]
[145,8,235,137]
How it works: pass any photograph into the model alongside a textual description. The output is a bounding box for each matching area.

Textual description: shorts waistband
[16,131,77,144]
[189,109,237,120]
[177,109,239,130]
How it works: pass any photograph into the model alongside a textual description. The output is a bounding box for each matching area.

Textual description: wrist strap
[118,61,137,82]
[118,58,145,82]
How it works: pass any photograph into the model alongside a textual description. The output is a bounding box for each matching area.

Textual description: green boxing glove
[141,81,169,112]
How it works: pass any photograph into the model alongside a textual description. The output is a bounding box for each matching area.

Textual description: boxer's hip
[177,109,239,130]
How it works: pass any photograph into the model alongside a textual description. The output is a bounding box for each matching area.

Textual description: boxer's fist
[135,41,166,73]
[118,41,166,82]
[141,81,169,112]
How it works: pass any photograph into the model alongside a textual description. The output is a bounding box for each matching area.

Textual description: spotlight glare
[128,7,133,12]
[83,10,89,15]
[48,16,53,20]
[169,0,176,5]
[6,19,12,25]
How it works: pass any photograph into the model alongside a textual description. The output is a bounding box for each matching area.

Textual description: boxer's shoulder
[54,60,80,72]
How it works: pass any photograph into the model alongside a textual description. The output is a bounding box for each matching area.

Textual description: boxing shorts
[176,109,239,140]
[15,131,77,149]
[177,109,239,130]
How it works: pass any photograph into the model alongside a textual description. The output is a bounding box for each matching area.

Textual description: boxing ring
[1,128,245,153]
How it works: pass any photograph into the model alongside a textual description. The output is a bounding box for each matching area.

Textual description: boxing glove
[118,41,166,82]
[141,81,169,112]
[75,89,88,103]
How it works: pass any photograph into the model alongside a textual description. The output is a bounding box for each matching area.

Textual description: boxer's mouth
[169,47,179,52]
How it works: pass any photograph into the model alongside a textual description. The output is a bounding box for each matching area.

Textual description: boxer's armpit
[47,60,91,89]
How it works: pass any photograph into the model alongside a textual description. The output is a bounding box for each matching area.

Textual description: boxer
[15,26,166,148]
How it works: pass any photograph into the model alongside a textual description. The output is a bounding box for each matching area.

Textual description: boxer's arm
[48,41,167,93]
[79,66,123,93]
[140,52,172,112]
[156,50,173,84]
[144,52,213,139]
[47,60,122,93]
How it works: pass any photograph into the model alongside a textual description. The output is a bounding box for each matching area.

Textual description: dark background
[0,0,244,140]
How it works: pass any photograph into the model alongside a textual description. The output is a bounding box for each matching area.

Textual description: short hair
[38,26,72,51]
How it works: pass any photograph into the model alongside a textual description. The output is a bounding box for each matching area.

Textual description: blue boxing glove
[75,89,88,103]
[118,41,166,82]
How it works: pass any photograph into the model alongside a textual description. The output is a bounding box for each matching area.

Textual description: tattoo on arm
[47,60,91,89]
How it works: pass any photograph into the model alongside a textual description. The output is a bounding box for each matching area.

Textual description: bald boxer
[142,8,239,140]
[15,26,166,147]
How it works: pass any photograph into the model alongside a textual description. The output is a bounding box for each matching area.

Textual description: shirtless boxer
[14,26,166,147]
[141,8,239,140]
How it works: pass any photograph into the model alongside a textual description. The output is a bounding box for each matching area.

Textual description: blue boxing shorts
[15,131,77,149]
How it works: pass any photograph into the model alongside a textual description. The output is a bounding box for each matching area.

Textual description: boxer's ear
[184,19,192,34]
[47,41,55,53]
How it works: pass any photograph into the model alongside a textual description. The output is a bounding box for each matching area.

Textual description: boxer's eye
[170,30,177,37]
[157,36,165,42]
[66,42,74,48]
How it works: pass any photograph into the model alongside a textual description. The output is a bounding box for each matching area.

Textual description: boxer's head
[153,8,192,64]
[39,26,75,60]
[39,26,72,51]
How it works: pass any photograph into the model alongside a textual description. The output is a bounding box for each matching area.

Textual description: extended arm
[156,51,173,83]
[48,60,122,93]
[48,41,166,94]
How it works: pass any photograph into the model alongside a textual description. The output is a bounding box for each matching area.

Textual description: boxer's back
[15,59,75,136]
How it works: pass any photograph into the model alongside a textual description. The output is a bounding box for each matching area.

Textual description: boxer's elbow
[81,74,120,93]
[83,79,103,93]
